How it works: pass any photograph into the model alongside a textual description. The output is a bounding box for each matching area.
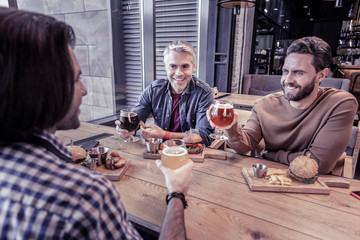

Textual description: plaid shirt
[0,131,142,239]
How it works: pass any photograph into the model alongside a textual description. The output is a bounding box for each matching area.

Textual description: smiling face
[164,51,196,94]
[281,53,327,109]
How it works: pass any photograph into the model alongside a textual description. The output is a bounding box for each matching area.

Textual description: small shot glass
[145,138,163,154]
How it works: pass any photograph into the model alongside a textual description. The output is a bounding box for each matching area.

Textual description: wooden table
[215,92,263,110]
[56,122,360,239]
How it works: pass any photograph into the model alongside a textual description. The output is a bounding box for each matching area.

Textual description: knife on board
[81,140,100,151]
[214,93,231,99]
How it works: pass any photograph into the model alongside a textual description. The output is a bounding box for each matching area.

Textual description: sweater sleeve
[267,97,358,174]
[225,109,263,154]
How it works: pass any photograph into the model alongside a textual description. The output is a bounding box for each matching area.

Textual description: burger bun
[67,145,87,163]
[183,133,202,144]
[289,154,318,184]
[183,133,204,154]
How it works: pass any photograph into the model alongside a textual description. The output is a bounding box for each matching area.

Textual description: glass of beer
[119,108,140,142]
[161,139,190,169]
[209,100,234,140]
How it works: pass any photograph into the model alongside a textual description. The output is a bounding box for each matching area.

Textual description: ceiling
[283,0,357,22]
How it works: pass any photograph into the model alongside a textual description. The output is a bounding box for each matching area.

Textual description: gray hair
[164,40,196,66]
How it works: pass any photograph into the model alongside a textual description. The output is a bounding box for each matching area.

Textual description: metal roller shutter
[118,0,199,109]
[155,0,198,79]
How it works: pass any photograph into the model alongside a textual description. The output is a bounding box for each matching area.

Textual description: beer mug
[161,139,190,169]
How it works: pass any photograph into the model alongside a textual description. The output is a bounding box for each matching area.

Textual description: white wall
[17,0,115,122]
[0,0,8,7]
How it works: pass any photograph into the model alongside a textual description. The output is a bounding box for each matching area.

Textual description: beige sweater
[225,87,358,174]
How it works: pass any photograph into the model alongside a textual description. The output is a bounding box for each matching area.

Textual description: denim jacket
[134,76,214,146]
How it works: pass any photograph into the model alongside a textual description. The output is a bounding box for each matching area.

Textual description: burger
[289,153,319,184]
[183,133,204,154]
[66,145,87,163]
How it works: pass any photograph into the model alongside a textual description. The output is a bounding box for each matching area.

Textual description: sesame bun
[289,154,318,184]
[183,133,202,144]
[183,134,204,154]
[67,145,87,163]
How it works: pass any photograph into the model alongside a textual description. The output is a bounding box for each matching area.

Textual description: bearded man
[208,36,358,174]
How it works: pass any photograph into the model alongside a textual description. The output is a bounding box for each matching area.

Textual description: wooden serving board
[188,147,228,162]
[242,168,330,194]
[96,159,131,181]
[154,150,206,163]
[143,151,161,159]
[189,150,205,163]
[142,148,227,163]
[204,148,227,160]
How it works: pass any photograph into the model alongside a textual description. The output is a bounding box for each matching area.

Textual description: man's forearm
[224,122,252,154]
[165,131,187,140]
[159,198,187,240]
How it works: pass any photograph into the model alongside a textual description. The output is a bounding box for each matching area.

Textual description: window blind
[121,0,143,107]
[118,0,199,108]
[155,0,198,79]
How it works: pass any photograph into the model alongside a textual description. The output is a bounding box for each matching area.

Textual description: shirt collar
[33,130,72,162]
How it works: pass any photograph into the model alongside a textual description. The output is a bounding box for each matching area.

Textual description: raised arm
[156,160,194,240]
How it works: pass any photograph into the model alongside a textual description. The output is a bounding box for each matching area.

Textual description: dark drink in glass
[119,109,140,142]
[119,112,140,132]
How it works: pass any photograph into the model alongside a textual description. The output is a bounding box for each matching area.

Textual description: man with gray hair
[117,40,214,145]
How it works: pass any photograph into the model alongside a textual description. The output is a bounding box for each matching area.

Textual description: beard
[169,75,191,94]
[282,76,316,101]
[55,107,80,131]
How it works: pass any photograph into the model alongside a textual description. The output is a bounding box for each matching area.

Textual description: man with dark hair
[116,40,214,146]
[209,36,358,174]
[0,7,193,239]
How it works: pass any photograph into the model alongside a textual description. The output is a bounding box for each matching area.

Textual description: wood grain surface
[242,168,330,194]
[217,92,263,108]
[55,122,360,240]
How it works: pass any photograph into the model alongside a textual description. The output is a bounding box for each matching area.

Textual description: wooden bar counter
[56,122,360,239]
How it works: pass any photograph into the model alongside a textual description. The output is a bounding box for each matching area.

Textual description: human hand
[156,159,194,195]
[141,124,165,139]
[115,120,134,139]
[206,105,239,130]
[206,104,215,127]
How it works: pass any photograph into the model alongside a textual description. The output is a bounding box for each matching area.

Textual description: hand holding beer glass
[117,109,140,142]
[161,139,191,169]
[209,100,234,140]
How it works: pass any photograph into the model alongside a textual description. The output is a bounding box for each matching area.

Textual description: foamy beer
[161,139,190,169]
[210,100,234,128]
